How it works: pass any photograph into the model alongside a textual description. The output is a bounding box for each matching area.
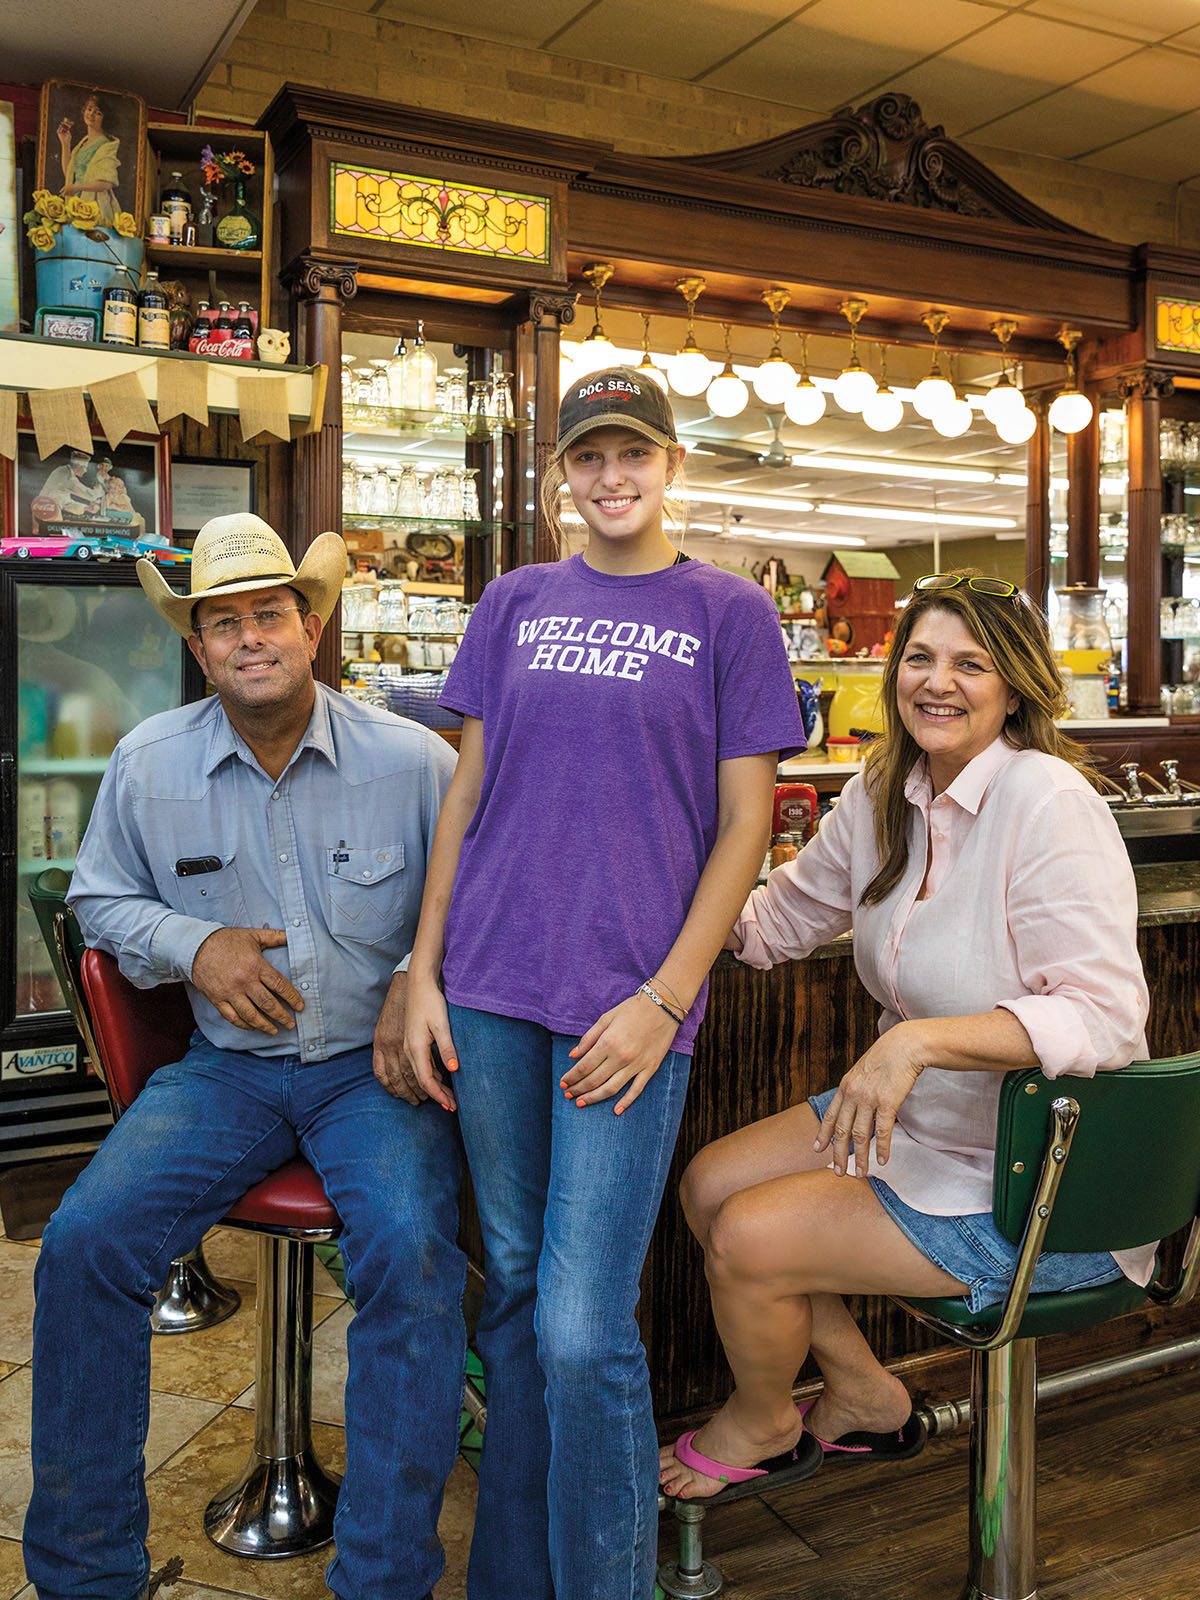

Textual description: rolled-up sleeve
[735,779,859,967]
[68,747,222,988]
[997,787,1148,1077]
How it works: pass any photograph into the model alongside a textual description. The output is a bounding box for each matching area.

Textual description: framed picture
[36,81,147,231]
[36,306,99,341]
[0,100,17,333]
[4,432,170,558]
[170,458,256,535]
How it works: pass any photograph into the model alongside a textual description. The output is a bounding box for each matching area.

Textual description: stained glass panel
[331,163,550,263]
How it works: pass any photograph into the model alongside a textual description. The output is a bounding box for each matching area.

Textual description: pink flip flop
[667,1413,823,1503]
[798,1398,927,1462]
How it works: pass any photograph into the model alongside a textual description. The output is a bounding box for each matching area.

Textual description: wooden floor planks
[671,1364,1200,1600]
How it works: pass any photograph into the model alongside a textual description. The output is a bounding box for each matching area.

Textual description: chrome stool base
[203,1447,341,1557]
[151,1244,241,1334]
[658,1501,724,1599]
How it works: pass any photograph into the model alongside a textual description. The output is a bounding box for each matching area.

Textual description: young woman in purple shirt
[403,368,805,1600]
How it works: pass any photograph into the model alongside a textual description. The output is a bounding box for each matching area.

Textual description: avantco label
[1,1044,78,1081]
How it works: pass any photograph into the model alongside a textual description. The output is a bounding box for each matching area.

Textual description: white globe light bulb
[982,377,1025,427]
[707,366,749,418]
[572,334,618,377]
[861,386,904,433]
[996,405,1037,445]
[933,397,973,438]
[1049,389,1094,434]
[752,355,797,405]
[669,342,715,397]
[785,379,827,426]
[832,361,878,414]
[913,373,956,420]
[636,357,670,394]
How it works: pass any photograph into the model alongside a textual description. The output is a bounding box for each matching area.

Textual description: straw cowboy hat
[137,513,347,638]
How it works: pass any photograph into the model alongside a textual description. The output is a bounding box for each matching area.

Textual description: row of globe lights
[568,267,1095,445]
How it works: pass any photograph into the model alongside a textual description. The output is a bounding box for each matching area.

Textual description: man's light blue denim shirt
[69,682,457,1060]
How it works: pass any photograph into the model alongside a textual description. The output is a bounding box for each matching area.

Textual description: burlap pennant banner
[28,386,93,459]
[238,374,291,443]
[156,357,209,428]
[0,389,16,461]
[90,370,158,449]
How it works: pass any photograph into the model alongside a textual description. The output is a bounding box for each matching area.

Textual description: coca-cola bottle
[231,302,255,341]
[211,303,234,346]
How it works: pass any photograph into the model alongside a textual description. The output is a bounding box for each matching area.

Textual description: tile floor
[0,1222,477,1600]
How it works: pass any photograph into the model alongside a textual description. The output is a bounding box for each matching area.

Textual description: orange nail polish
[447,1059,459,1072]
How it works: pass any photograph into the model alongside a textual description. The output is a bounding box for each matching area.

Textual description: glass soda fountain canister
[1051,585,1114,676]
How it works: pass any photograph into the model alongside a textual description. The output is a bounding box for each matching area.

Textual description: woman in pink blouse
[659,572,1151,1500]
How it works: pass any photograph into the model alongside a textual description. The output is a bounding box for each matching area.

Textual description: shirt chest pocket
[326,843,407,945]
[174,856,246,926]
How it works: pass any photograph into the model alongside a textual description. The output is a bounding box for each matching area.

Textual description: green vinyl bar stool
[27,868,241,1334]
[895,1057,1200,1600]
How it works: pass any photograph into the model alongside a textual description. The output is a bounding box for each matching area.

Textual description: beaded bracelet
[638,981,687,1026]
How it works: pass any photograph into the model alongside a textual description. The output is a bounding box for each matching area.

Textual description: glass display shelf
[342,513,530,535]
[19,857,77,874]
[342,628,465,637]
[344,403,529,437]
[19,758,114,776]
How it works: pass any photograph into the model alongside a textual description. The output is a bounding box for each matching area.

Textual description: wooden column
[284,254,359,689]
[1024,395,1051,607]
[524,290,577,567]
[1121,367,1173,716]
[1065,401,1100,587]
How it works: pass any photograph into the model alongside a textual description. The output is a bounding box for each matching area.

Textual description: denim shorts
[808,1088,1124,1313]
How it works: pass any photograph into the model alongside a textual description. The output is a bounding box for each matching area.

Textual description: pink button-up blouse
[735,738,1154,1286]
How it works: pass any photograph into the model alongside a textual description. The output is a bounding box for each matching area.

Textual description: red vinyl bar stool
[28,870,241,1336]
[79,947,343,1559]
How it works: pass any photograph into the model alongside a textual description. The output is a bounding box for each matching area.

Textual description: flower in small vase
[38,193,69,224]
[65,196,101,228]
[200,144,256,186]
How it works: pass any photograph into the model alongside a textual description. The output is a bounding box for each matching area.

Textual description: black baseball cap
[556,366,677,456]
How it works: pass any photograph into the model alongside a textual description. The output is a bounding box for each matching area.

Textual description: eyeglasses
[914,574,1018,599]
[196,606,301,641]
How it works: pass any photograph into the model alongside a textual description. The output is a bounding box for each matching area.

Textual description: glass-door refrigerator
[0,561,203,1188]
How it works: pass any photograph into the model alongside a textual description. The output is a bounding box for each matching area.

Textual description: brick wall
[198,1,1200,249]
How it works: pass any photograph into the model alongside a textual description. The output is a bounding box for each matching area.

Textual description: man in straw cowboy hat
[26,515,462,1600]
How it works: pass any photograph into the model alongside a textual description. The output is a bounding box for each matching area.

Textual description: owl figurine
[257,328,291,364]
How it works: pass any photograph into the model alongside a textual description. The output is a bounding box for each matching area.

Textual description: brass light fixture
[913,310,957,420]
[832,297,877,413]
[707,323,749,417]
[668,276,714,396]
[1048,326,1094,434]
[785,332,827,426]
[635,312,669,393]
[573,261,618,376]
[982,317,1026,427]
[753,287,798,404]
[861,345,903,433]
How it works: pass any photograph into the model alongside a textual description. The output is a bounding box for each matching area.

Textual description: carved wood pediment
[680,94,1086,235]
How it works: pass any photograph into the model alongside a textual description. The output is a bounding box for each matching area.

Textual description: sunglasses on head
[914,574,1018,599]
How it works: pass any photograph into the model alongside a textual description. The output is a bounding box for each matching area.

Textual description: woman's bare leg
[660,1105,966,1498]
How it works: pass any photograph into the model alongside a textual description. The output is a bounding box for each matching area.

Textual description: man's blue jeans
[23,1037,465,1600]
[447,1004,690,1600]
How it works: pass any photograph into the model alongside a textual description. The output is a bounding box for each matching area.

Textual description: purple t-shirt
[439,554,806,1053]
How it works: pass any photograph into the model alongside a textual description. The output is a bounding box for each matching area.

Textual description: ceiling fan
[689,411,794,473]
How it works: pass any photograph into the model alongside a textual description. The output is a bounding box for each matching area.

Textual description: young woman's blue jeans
[447,1004,691,1600]
[23,1037,465,1600]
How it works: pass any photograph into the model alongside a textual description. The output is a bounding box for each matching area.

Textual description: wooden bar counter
[641,864,1200,1433]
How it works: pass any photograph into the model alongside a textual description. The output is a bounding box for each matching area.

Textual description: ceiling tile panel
[1076,108,1200,181]
[370,0,583,47]
[545,0,804,80]
[958,80,1189,160]
[1026,0,1200,43]
[699,0,989,110]
[1070,47,1200,113]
